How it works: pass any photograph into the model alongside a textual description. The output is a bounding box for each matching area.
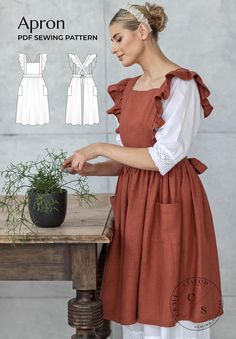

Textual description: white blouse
[115,77,204,175]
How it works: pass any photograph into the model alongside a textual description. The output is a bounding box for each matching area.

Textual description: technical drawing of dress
[66,53,99,125]
[16,53,49,125]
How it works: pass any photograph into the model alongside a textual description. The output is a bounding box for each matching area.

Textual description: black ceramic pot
[27,189,67,228]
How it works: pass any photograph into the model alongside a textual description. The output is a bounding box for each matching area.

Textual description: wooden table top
[0,193,114,244]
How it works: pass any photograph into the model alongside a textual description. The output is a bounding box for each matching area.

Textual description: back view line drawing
[66,53,99,125]
[16,53,50,125]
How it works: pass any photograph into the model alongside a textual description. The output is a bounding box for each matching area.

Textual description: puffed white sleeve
[148,77,204,176]
[116,133,123,146]
[115,121,123,146]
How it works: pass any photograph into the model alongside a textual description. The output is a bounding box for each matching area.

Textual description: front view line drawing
[16,53,99,126]
[65,53,99,125]
[16,53,50,125]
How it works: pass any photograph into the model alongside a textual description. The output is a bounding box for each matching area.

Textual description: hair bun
[144,2,168,32]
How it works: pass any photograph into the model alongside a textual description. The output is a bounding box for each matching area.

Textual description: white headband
[121,4,152,33]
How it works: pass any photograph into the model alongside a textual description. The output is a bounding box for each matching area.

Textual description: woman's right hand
[62,160,123,176]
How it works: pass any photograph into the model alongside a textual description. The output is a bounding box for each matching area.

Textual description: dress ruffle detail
[19,53,26,73]
[152,98,166,144]
[106,78,130,133]
[152,68,214,143]
[40,54,47,73]
[192,72,213,117]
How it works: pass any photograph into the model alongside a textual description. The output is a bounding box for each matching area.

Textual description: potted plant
[0,147,97,246]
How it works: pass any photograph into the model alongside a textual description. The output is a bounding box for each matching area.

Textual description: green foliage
[0,147,97,245]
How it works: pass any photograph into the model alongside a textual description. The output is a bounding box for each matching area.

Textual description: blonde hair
[109,2,168,41]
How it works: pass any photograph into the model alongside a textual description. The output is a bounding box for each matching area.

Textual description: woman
[61,2,224,338]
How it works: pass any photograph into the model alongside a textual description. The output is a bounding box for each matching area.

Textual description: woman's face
[109,22,145,66]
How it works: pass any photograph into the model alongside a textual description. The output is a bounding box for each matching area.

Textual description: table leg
[68,244,103,339]
[95,244,111,339]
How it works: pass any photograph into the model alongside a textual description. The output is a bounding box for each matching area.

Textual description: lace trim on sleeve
[148,140,177,176]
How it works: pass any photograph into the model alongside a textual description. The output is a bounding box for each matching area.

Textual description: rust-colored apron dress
[100,68,224,327]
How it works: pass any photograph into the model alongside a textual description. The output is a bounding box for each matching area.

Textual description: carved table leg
[68,244,103,339]
[95,244,111,339]
[68,290,103,339]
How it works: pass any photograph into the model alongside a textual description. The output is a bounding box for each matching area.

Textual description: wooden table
[0,193,115,339]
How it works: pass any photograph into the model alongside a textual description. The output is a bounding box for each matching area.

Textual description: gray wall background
[0,0,235,338]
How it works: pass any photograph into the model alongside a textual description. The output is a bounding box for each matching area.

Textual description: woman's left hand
[60,143,101,173]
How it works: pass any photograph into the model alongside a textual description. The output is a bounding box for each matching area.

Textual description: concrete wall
[0,0,234,338]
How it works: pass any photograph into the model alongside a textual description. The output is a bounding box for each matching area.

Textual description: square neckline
[131,67,184,92]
